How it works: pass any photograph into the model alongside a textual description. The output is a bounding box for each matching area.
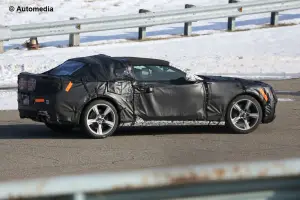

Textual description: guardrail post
[0,41,3,53]
[74,192,85,200]
[0,25,11,53]
[27,37,39,50]
[69,17,80,46]
[184,4,196,36]
[228,0,238,31]
[271,11,279,26]
[138,9,150,40]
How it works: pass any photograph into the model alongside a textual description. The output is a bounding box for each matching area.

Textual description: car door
[132,65,206,121]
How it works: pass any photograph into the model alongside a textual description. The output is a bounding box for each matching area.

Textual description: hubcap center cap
[240,111,248,119]
[96,115,104,123]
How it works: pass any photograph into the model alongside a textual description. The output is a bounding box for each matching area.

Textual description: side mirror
[185,73,202,83]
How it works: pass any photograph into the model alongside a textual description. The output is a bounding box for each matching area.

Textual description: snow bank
[1,24,300,88]
[1,0,300,110]
[0,90,17,110]
[1,0,300,50]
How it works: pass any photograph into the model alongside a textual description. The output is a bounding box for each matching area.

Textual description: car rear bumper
[19,106,74,125]
[18,92,76,125]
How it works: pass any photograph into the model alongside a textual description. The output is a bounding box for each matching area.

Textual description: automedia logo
[9,6,54,13]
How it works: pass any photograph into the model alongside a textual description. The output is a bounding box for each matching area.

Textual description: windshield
[48,61,85,76]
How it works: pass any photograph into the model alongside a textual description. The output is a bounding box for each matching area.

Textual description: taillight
[19,78,28,90]
[28,78,36,91]
[18,77,36,91]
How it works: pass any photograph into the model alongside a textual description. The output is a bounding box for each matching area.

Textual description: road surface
[0,78,299,182]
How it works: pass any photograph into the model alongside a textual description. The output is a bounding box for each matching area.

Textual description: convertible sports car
[17,54,277,138]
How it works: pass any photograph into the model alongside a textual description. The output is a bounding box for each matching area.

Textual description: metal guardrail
[0,157,300,200]
[1,0,300,52]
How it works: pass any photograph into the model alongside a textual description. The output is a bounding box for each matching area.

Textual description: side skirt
[120,117,225,127]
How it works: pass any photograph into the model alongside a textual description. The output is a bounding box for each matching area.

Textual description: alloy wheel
[229,99,260,131]
[86,104,116,136]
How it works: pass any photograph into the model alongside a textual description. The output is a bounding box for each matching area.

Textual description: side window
[113,63,133,79]
[48,61,85,76]
[133,65,185,81]
[132,65,153,81]
[114,65,126,78]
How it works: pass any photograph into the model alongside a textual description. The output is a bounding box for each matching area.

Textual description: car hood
[197,75,269,87]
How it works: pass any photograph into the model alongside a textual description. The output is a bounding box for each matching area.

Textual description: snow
[277,98,296,102]
[1,23,300,88]
[1,0,300,50]
[0,90,17,110]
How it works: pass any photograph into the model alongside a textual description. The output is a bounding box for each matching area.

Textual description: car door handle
[145,86,153,93]
[137,86,153,93]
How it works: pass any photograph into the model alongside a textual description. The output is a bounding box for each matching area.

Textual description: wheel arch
[77,96,121,124]
[226,92,265,122]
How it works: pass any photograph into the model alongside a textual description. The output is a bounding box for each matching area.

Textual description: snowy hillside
[1,23,300,88]
[0,0,300,110]
[1,0,300,50]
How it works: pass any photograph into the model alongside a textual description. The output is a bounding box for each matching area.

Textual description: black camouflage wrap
[199,75,277,123]
[17,54,277,126]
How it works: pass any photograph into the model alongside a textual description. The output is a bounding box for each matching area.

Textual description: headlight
[268,86,275,96]
[270,86,278,100]
[271,87,275,95]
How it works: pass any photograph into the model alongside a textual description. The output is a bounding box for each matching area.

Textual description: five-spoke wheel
[81,100,119,139]
[225,95,262,134]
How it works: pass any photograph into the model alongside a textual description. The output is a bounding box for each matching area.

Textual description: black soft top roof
[64,54,171,81]
[66,54,122,81]
[112,56,170,66]
[69,54,113,65]
[69,54,170,66]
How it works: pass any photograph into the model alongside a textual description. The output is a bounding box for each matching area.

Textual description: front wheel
[225,95,263,134]
[80,100,119,139]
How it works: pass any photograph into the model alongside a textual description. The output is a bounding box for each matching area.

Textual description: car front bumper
[261,88,277,124]
[262,106,276,123]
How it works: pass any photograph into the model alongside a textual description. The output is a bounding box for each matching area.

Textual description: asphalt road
[0,79,299,182]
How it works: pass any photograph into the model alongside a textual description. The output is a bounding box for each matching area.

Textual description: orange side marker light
[259,88,268,102]
[65,81,73,92]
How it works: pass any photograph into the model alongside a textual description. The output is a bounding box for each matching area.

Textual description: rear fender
[76,95,135,125]
[76,95,120,124]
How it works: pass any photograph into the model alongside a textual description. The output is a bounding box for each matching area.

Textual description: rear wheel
[225,95,262,134]
[80,100,119,139]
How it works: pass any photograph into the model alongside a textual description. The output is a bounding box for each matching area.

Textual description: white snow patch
[1,24,300,88]
[278,98,296,102]
[1,0,300,50]
[0,0,300,110]
[0,91,18,110]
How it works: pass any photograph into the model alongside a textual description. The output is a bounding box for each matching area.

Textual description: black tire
[225,95,263,134]
[80,99,119,139]
[45,123,74,133]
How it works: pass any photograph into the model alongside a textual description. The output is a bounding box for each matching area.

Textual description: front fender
[244,86,277,123]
